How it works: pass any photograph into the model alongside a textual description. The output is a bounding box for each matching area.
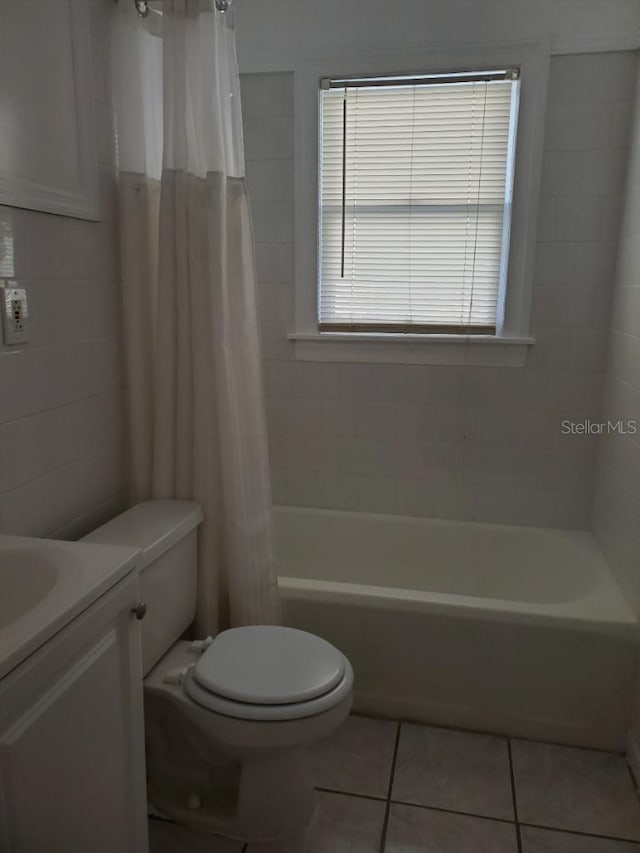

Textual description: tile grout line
[377,798,516,827]
[378,721,402,853]
[317,785,516,826]
[316,786,387,804]
[507,739,523,853]
[316,788,640,847]
[626,758,640,797]
[518,820,640,845]
[148,800,640,851]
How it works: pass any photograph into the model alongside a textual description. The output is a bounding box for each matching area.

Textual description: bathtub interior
[273,505,638,750]
[273,506,603,606]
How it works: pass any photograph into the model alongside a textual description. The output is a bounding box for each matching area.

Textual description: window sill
[288,331,535,366]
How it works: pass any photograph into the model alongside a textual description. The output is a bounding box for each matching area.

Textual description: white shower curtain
[111,0,280,632]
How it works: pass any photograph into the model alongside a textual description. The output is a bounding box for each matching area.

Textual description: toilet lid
[192,626,346,705]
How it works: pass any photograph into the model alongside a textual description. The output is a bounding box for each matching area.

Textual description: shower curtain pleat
[111,0,281,633]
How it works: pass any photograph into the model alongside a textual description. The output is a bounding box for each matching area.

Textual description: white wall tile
[244,116,294,160]
[462,367,529,409]
[257,283,293,323]
[51,492,126,541]
[536,197,556,243]
[595,461,640,612]
[531,286,612,330]
[241,73,289,118]
[0,444,123,538]
[582,147,628,198]
[540,151,587,197]
[293,362,342,399]
[609,285,640,336]
[608,330,640,391]
[0,350,44,422]
[526,369,604,412]
[469,484,592,528]
[544,101,615,152]
[533,242,618,288]
[0,0,125,538]
[260,320,294,359]
[554,196,604,243]
[593,57,640,769]
[251,201,294,243]
[610,98,634,149]
[589,51,639,104]
[254,242,294,283]
[526,329,608,371]
[547,54,599,106]
[0,392,122,495]
[24,279,120,347]
[243,55,633,529]
[246,159,289,202]
[263,359,295,397]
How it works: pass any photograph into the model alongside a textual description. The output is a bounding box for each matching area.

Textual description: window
[318,69,521,335]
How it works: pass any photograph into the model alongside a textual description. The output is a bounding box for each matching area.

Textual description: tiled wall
[0,0,125,539]
[242,51,636,529]
[594,60,640,618]
[593,57,640,770]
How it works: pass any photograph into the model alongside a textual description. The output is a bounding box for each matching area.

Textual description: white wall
[235,0,640,73]
[0,0,125,539]
[242,49,635,528]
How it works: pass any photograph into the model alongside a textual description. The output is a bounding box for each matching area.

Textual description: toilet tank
[82,500,203,674]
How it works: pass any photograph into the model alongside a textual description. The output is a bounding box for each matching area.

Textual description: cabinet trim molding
[0,0,99,220]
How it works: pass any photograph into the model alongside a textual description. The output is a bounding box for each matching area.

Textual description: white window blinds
[318,70,520,334]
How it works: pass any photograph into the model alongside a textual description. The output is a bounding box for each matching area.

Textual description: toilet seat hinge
[188,636,214,653]
[163,663,195,685]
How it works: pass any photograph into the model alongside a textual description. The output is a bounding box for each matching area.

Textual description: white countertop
[0,536,141,680]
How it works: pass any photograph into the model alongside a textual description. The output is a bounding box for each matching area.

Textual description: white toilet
[83,499,353,843]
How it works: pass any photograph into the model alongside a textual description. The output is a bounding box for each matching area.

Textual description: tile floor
[148,715,640,852]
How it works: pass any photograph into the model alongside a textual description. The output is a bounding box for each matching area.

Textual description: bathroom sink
[0,535,141,680]
[0,547,68,630]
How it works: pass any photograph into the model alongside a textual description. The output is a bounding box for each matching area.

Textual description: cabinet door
[0,575,148,853]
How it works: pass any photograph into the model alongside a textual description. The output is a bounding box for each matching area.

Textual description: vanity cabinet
[0,573,148,853]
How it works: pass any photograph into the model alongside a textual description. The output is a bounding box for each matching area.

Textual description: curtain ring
[134,0,150,16]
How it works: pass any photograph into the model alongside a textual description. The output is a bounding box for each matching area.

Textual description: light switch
[1,281,29,346]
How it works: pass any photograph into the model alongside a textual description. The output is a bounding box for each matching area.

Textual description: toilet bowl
[83,500,353,843]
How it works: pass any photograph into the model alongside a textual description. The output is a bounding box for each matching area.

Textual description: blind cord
[340,89,347,279]
[407,85,418,326]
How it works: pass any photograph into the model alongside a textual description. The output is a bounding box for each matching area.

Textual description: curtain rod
[130,0,231,16]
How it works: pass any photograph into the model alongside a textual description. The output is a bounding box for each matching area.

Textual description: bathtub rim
[278,576,635,638]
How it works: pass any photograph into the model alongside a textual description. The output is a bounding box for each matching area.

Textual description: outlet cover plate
[1,281,29,346]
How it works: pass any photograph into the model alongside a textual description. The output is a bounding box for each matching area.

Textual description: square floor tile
[247,791,386,853]
[308,714,398,798]
[511,740,640,841]
[384,803,518,852]
[521,825,640,852]
[391,723,514,820]
[148,818,244,852]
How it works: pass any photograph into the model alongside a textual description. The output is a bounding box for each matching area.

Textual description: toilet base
[148,747,315,843]
[143,641,352,844]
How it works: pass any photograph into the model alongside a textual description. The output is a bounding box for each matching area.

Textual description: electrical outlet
[1,281,29,346]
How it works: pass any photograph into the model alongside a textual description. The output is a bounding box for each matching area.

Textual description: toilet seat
[182,626,354,721]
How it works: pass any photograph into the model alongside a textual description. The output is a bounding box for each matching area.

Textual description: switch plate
[1,281,29,346]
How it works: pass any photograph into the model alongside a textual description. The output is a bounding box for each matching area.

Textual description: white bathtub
[275,506,637,750]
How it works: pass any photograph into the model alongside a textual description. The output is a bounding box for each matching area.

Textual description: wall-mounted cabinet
[0,0,99,220]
